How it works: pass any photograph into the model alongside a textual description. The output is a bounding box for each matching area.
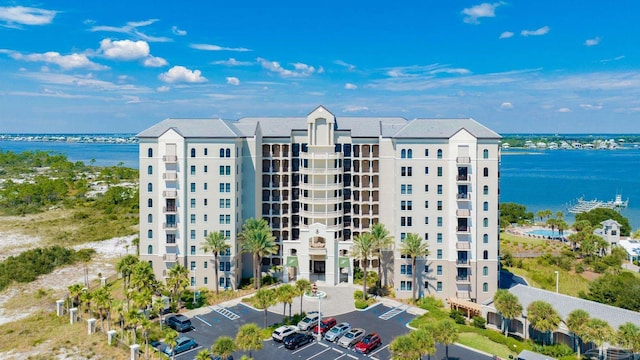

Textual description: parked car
[272,325,298,342]
[283,333,314,349]
[338,328,365,348]
[165,314,192,332]
[311,317,337,336]
[162,336,197,356]
[324,322,351,342]
[354,333,381,354]
[297,311,322,331]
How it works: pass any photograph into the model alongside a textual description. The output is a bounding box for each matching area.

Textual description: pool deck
[505,225,571,241]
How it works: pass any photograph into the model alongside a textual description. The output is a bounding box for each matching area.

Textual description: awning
[286,256,298,267]
[338,257,350,268]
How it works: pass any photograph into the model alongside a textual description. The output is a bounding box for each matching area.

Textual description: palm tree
[555,211,564,220]
[236,323,263,358]
[370,223,394,288]
[546,218,558,237]
[493,289,522,338]
[195,349,212,360]
[132,237,140,256]
[556,220,569,237]
[389,334,420,360]
[167,264,189,309]
[79,288,93,319]
[116,254,139,310]
[202,231,230,295]
[412,325,436,360]
[164,328,179,360]
[434,319,459,360]
[140,317,153,360]
[582,318,613,360]
[276,284,296,320]
[616,322,640,359]
[68,283,84,313]
[351,232,376,300]
[295,279,311,315]
[113,299,126,340]
[152,297,166,331]
[254,288,277,328]
[211,336,236,359]
[125,309,142,345]
[527,300,561,345]
[566,309,590,359]
[400,233,429,302]
[130,261,156,315]
[93,286,113,332]
[239,218,278,289]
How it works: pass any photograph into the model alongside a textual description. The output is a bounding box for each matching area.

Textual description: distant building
[594,219,622,253]
[137,106,501,302]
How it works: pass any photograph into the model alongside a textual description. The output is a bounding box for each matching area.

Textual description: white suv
[338,328,365,348]
[272,325,298,342]
[297,311,322,331]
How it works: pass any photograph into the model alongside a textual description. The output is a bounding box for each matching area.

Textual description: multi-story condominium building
[138,106,500,303]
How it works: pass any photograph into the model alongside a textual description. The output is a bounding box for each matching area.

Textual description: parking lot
[169,302,494,360]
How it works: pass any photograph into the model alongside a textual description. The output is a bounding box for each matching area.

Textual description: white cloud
[190,43,251,52]
[585,37,600,46]
[462,2,502,24]
[384,64,471,78]
[144,56,168,67]
[500,102,513,109]
[257,58,318,77]
[226,77,240,86]
[430,68,471,75]
[158,66,206,83]
[89,19,172,42]
[521,26,550,37]
[558,107,571,113]
[580,104,603,110]
[334,60,356,71]
[171,26,186,36]
[343,105,369,112]
[211,58,253,66]
[344,83,357,90]
[100,39,149,60]
[0,6,57,27]
[19,71,148,92]
[156,86,170,92]
[499,31,514,39]
[8,51,108,70]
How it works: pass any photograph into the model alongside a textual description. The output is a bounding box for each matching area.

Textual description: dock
[568,194,628,214]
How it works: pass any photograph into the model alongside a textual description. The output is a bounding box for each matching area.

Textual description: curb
[354,301,383,312]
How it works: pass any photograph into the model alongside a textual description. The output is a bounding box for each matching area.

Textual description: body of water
[1,140,638,228]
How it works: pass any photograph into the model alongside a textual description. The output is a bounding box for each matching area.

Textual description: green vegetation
[580,271,640,311]
[500,202,534,226]
[0,246,94,291]
[575,207,632,236]
[353,289,376,309]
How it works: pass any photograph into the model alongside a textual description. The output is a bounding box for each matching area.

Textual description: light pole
[554,270,559,293]
[193,266,197,305]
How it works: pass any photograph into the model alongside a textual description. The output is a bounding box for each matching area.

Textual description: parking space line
[346,354,359,360]
[331,347,344,355]
[317,341,329,348]
[306,347,331,360]
[292,342,317,354]
[210,305,240,320]
[334,354,346,359]
[367,344,389,358]
[194,315,212,327]
[175,345,202,359]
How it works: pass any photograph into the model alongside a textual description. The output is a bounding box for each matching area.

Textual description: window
[190,245,196,255]
[437,149,443,159]
[148,199,153,207]
[424,217,429,225]
[220,261,231,271]
[401,149,406,158]
[401,184,406,194]
[226,148,231,157]
[437,233,443,243]
[483,218,489,227]
[147,165,153,175]
[147,214,152,223]
[401,166,412,176]
[190,230,196,240]
[437,185,443,194]
[483,149,489,159]
[483,266,489,276]
[190,261,196,270]
[226,183,231,192]
[437,167,443,176]
[204,183,208,190]
[483,250,489,259]
[220,183,225,192]
[424,265,429,273]
[400,264,413,275]
[190,148,196,158]
[437,217,442,227]
[483,234,489,243]
[204,214,208,222]
[219,199,225,208]
[424,184,429,192]
[405,184,412,194]
[147,229,153,239]
[220,148,225,157]
[147,148,153,157]
[483,282,489,292]
[191,277,195,286]
[400,233,406,242]
[424,233,428,240]
[425,149,429,157]
[225,215,231,224]
[400,281,412,291]
[190,214,196,224]
[483,167,489,177]
[424,201,429,209]
[190,198,196,208]
[483,201,489,211]
[407,149,413,158]
[220,166,225,175]
[400,217,412,226]
[147,245,152,254]
[437,265,442,275]
[483,185,489,195]
[437,282,443,292]
[204,229,208,237]
[204,165,208,173]
[190,165,196,175]
[204,261,208,269]
[437,249,442,259]
[190,183,196,192]
[204,148,208,156]
[437,201,443,211]
[219,215,225,224]
[204,198,208,206]
[424,167,429,174]
[204,277,208,285]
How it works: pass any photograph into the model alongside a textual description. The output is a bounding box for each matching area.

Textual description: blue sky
[1,1,639,133]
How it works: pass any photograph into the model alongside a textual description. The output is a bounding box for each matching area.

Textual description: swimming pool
[527,229,571,238]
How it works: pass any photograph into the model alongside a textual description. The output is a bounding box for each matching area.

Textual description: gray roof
[137,118,238,138]
[337,117,407,137]
[393,118,501,139]
[236,117,307,137]
[601,219,621,227]
[506,284,640,329]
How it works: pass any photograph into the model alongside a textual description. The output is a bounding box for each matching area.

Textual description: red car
[311,317,337,336]
[354,333,381,354]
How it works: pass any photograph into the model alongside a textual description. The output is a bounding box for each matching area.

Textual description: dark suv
[165,314,192,332]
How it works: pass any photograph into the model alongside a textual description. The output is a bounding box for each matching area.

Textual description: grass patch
[458,332,516,359]
[505,260,590,297]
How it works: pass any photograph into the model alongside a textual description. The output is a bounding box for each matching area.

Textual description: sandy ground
[0,233,135,326]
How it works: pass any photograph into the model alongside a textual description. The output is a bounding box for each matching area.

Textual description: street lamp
[304,283,326,342]
[193,266,197,305]
[554,270,559,293]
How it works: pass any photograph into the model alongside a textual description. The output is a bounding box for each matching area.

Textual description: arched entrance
[309,236,326,282]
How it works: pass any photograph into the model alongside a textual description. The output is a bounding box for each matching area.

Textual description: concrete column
[70,308,78,324]
[101,277,107,286]
[56,300,65,317]
[88,318,96,335]
[129,344,140,360]
[107,330,117,346]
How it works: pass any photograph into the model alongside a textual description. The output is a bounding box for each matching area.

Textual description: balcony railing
[165,240,177,246]
[456,209,471,217]
[163,206,177,213]
[163,254,178,262]
[163,190,177,198]
[163,172,178,181]
[163,155,178,163]
[163,222,178,230]
[456,226,470,233]
[310,240,326,249]
[456,291,471,299]
[456,156,471,164]
[456,175,471,182]
[456,241,471,250]
[456,259,471,266]
[456,193,470,200]
[456,276,471,283]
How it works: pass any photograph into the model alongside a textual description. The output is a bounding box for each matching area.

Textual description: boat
[568,194,629,214]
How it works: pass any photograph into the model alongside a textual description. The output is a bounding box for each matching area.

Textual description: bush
[574,263,585,274]
[353,290,364,300]
[472,316,486,329]
[449,309,466,325]
[354,299,369,309]
[592,260,608,274]
[533,343,573,357]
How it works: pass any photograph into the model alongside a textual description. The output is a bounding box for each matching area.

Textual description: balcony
[163,222,178,230]
[456,156,471,164]
[299,182,342,191]
[456,241,471,250]
[163,172,178,181]
[163,190,177,198]
[456,259,471,267]
[163,206,177,214]
[456,291,471,299]
[165,240,177,246]
[456,193,471,200]
[163,155,178,163]
[456,175,471,182]
[456,226,470,234]
[456,209,471,217]
[456,276,471,284]
[163,253,178,262]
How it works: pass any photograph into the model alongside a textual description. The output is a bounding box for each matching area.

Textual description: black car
[283,333,314,350]
[165,314,192,332]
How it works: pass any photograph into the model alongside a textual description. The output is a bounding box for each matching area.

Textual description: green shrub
[449,309,466,325]
[533,343,573,357]
[574,263,585,274]
[354,299,369,309]
[592,260,608,274]
[472,316,486,329]
[353,290,364,300]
